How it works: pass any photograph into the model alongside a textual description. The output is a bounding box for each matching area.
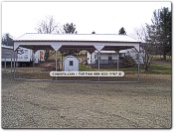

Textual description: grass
[148,61,171,74]
[48,52,172,75]
[79,64,94,71]
[79,61,171,75]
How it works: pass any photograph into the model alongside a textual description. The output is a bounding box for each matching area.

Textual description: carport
[13,33,141,82]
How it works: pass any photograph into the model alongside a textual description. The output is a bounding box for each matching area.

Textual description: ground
[1,73,171,128]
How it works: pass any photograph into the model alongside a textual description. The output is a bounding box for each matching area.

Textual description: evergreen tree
[2,33,13,46]
[118,27,126,35]
[150,7,172,61]
[63,23,77,34]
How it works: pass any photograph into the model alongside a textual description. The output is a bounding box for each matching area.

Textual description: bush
[123,56,136,67]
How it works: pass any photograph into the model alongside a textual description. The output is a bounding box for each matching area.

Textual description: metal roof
[14,33,140,43]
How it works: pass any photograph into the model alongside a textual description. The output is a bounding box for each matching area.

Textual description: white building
[87,49,144,65]
[87,50,121,65]
[63,55,79,71]
[2,45,45,65]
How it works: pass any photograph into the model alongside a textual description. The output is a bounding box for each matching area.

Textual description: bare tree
[35,16,59,61]
[135,25,155,72]
[36,16,59,34]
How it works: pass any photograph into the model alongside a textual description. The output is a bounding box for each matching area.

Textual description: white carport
[13,33,141,81]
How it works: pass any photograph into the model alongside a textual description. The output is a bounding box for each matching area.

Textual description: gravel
[2,73,171,128]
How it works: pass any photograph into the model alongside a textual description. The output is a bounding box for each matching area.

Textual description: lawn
[148,61,171,74]
[79,60,171,75]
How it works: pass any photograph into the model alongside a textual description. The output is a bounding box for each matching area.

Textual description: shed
[63,55,79,71]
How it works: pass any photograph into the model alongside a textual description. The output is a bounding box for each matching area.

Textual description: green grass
[79,61,171,75]
[79,64,94,71]
[148,61,171,74]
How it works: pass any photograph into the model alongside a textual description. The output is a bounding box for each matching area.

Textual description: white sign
[50,71,124,77]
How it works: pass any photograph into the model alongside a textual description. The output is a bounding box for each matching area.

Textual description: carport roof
[14,33,140,43]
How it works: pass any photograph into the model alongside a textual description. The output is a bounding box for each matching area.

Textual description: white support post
[98,51,100,71]
[116,50,119,71]
[5,56,7,74]
[137,52,140,82]
[13,51,16,80]
[32,50,34,72]
[56,50,58,80]
[61,51,63,71]
[91,52,92,67]
[16,52,18,74]
[98,51,100,81]
[11,53,12,73]
[56,51,58,71]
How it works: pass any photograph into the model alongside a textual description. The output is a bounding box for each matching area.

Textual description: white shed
[63,55,79,71]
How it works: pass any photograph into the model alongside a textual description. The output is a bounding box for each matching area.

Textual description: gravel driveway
[2,74,171,128]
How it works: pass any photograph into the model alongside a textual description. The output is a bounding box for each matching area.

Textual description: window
[69,61,73,66]
[108,56,112,61]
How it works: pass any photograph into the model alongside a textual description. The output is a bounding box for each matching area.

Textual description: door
[68,60,75,71]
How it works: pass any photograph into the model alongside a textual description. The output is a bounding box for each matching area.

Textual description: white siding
[63,55,79,71]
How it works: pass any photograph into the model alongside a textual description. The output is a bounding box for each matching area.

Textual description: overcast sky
[2,1,171,39]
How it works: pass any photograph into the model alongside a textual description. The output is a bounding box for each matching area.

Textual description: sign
[50,71,124,77]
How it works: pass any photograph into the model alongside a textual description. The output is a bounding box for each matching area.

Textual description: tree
[1,33,13,46]
[135,25,156,72]
[151,7,172,61]
[35,16,59,34]
[35,16,59,61]
[118,27,126,35]
[91,31,96,34]
[63,23,77,34]
[62,23,79,56]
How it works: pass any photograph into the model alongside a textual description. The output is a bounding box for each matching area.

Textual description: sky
[2,1,171,39]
